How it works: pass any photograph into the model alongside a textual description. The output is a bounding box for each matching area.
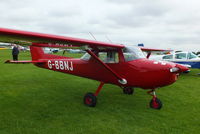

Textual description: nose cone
[175,64,190,73]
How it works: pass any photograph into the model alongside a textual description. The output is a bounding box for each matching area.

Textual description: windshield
[123,45,145,61]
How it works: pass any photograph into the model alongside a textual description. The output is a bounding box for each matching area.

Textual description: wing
[140,47,172,59]
[0,28,126,84]
[140,47,172,52]
[0,27,124,49]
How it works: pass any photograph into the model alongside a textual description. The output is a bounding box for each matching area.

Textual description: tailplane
[5,46,46,64]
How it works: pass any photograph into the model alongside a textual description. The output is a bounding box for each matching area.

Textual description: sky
[0,0,200,51]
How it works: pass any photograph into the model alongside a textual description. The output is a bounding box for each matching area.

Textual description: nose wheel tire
[84,93,97,107]
[150,98,162,109]
[123,87,134,95]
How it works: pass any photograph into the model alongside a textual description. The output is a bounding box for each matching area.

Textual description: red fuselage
[35,58,179,89]
[30,45,188,90]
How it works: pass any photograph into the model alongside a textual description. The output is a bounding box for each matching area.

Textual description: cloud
[0,0,200,51]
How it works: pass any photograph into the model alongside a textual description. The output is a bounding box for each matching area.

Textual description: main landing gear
[83,83,162,109]
[122,87,134,95]
[148,89,162,109]
[83,82,104,107]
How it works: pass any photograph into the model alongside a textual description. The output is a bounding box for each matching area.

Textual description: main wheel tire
[83,93,97,107]
[123,87,134,95]
[149,98,162,109]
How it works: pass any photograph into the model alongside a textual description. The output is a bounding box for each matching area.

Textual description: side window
[123,53,137,61]
[188,52,198,59]
[163,55,173,59]
[99,51,119,63]
[175,53,187,59]
[81,51,119,63]
[81,53,91,61]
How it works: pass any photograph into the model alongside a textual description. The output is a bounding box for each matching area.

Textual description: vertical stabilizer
[30,46,45,60]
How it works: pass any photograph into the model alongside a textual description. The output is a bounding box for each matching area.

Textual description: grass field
[0,49,200,134]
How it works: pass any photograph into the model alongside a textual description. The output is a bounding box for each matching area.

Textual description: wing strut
[86,50,127,85]
[146,52,151,59]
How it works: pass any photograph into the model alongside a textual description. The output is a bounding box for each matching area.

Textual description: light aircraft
[0,43,10,50]
[150,51,200,69]
[66,49,85,53]
[0,47,7,50]
[43,47,59,54]
[0,28,189,109]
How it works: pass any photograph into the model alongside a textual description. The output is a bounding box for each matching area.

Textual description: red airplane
[0,28,189,109]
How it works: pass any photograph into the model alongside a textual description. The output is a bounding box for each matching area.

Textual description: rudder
[30,46,45,61]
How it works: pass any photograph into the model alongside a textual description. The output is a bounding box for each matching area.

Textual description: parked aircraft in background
[0,42,10,50]
[66,49,85,53]
[150,51,200,69]
[43,47,59,54]
[0,47,7,50]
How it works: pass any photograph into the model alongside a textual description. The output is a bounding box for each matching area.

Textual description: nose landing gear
[148,89,162,109]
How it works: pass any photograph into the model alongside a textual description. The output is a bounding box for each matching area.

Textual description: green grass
[0,49,200,134]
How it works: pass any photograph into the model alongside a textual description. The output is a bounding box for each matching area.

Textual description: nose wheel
[150,97,162,109]
[148,90,162,109]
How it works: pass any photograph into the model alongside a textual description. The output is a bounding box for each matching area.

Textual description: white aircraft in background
[150,51,200,69]
[43,48,59,54]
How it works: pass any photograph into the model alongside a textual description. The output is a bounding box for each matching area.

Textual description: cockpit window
[175,53,187,59]
[123,46,145,61]
[81,53,91,61]
[81,51,119,63]
[188,52,198,59]
[99,52,119,63]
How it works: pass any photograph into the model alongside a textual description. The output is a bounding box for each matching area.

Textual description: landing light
[118,79,127,85]
[170,67,179,73]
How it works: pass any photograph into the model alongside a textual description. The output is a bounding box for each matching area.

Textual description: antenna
[89,32,97,41]
[105,35,112,43]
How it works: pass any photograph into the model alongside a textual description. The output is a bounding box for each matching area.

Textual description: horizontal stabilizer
[5,60,45,64]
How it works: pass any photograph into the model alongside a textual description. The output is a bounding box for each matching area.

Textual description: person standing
[12,44,19,61]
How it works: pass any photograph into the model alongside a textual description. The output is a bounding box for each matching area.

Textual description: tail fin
[30,46,45,60]
[30,46,70,60]
[5,46,69,64]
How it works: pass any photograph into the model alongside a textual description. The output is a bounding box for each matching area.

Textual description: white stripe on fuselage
[153,60,167,65]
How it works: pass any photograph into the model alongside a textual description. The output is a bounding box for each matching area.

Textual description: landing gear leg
[147,89,162,110]
[83,82,104,107]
